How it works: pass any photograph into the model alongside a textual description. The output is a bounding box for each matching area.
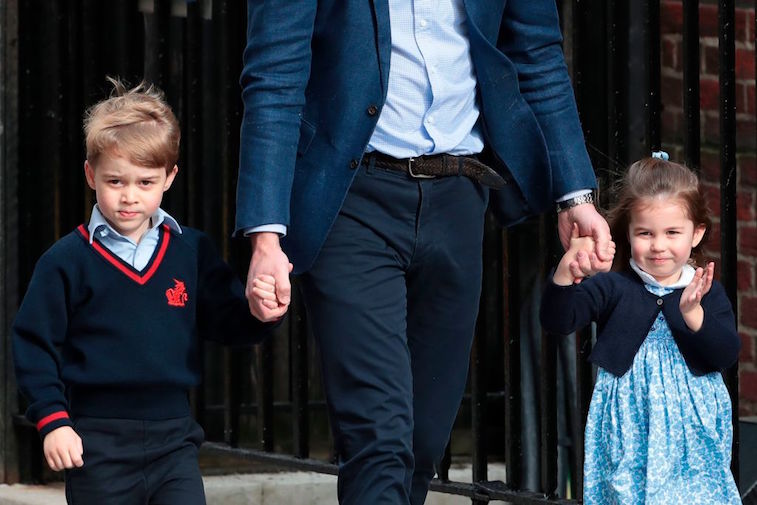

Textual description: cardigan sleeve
[540,273,614,335]
[196,232,279,345]
[12,252,74,438]
[665,281,740,371]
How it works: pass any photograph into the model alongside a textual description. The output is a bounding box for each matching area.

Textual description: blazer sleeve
[498,0,597,197]
[12,253,74,438]
[666,281,741,371]
[539,274,613,335]
[234,0,318,235]
[196,232,279,345]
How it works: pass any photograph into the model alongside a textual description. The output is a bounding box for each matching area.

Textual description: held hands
[558,202,613,273]
[43,426,83,471]
[246,232,293,322]
[680,262,715,332]
[553,224,616,286]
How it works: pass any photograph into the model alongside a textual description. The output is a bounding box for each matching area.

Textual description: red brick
[700,149,721,183]
[699,4,719,39]
[740,154,757,187]
[741,370,757,402]
[703,184,722,214]
[703,45,719,77]
[661,1,684,34]
[740,332,755,363]
[737,117,757,150]
[741,296,757,331]
[738,189,755,221]
[699,77,720,112]
[741,225,757,257]
[662,37,680,72]
[736,47,755,81]
[738,261,754,291]
[662,75,684,108]
[702,111,720,145]
[737,82,755,115]
[661,108,682,140]
[735,8,751,44]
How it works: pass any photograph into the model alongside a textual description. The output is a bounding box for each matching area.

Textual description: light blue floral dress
[583,264,741,504]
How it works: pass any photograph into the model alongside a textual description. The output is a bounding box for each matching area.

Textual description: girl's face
[628,198,706,286]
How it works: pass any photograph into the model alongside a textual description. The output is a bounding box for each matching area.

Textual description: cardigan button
[656,298,663,306]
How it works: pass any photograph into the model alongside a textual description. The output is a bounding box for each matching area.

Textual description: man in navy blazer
[236,1,611,503]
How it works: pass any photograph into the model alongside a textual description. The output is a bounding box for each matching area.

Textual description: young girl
[541,156,741,504]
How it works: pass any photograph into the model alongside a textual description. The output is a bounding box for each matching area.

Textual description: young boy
[12,79,274,505]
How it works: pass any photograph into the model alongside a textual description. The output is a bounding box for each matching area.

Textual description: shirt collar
[87,205,182,244]
[629,258,695,289]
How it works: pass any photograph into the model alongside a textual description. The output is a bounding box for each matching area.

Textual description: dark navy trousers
[300,162,488,504]
[64,416,206,505]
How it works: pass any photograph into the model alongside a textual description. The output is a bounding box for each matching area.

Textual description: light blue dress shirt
[87,205,182,271]
[245,0,588,237]
[366,0,483,157]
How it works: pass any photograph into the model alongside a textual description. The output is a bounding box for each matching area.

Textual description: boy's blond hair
[84,77,180,173]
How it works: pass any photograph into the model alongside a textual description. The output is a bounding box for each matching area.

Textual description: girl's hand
[680,262,715,331]
[554,224,607,285]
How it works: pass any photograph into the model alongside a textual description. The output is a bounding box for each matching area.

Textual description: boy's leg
[65,418,147,505]
[145,417,206,505]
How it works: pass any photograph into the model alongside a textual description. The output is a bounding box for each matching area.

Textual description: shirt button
[419,19,428,28]
[350,159,359,169]
[366,104,378,116]
[427,116,435,124]
[656,299,663,306]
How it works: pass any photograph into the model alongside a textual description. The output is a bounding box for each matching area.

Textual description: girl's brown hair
[84,77,179,173]
[607,157,711,269]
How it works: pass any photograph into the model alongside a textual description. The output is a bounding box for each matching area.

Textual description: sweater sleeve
[196,232,278,345]
[539,273,614,335]
[666,281,740,371]
[12,252,74,438]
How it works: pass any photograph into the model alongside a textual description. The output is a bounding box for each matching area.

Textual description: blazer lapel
[369,0,392,92]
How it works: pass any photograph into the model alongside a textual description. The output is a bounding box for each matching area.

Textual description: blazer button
[656,298,663,306]
[350,159,359,169]
[366,104,378,116]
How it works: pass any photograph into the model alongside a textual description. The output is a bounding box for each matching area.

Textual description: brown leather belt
[362,152,506,189]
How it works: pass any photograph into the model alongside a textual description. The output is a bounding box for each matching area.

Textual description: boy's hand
[680,262,714,332]
[247,232,293,322]
[251,274,281,311]
[43,426,83,471]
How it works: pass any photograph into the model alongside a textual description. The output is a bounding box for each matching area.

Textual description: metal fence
[0,0,744,502]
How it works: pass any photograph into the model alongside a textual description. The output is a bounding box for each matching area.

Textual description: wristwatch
[556,193,594,213]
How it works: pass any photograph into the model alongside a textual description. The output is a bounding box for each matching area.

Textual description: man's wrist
[556,193,594,213]
[250,232,281,250]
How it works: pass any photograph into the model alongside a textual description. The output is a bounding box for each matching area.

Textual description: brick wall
[660,1,757,416]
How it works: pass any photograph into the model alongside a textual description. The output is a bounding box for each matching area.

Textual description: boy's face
[84,153,177,243]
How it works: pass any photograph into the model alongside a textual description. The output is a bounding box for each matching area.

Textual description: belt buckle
[407,157,435,179]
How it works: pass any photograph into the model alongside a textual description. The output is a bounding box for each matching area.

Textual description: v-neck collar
[76,224,171,285]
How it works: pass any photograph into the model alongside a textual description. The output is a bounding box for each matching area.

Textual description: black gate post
[0,0,20,485]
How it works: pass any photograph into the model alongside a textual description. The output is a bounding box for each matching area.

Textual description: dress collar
[629,258,695,289]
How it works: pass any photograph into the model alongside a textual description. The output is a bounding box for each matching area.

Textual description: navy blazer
[236,0,597,272]
[540,270,741,377]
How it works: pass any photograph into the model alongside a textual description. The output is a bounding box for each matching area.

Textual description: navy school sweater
[12,224,273,438]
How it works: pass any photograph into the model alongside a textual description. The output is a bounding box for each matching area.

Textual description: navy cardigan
[13,225,272,438]
[540,269,740,377]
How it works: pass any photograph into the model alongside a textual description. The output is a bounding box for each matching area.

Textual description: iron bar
[718,0,739,486]
[645,0,662,150]
[682,0,701,171]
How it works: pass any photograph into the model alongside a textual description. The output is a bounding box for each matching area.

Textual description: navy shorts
[64,416,206,505]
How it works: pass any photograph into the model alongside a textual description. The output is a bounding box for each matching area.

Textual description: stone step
[0,464,506,505]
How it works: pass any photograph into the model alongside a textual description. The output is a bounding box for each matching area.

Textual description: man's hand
[558,203,613,273]
[43,426,83,471]
[246,232,293,322]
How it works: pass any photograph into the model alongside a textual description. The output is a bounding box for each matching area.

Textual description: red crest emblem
[166,279,188,307]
